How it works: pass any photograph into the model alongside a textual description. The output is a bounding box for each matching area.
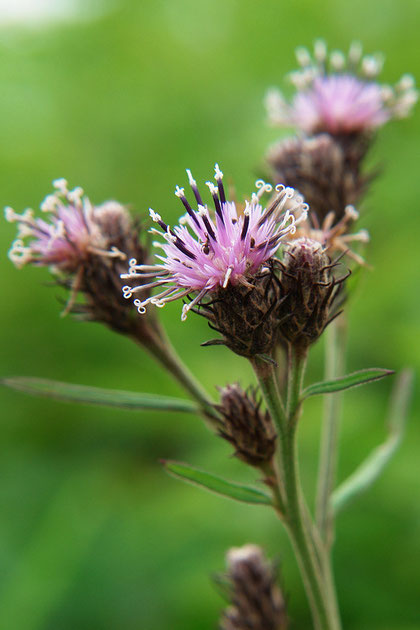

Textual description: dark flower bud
[276,237,346,351]
[219,545,288,630]
[267,134,371,224]
[216,384,276,467]
[199,270,282,358]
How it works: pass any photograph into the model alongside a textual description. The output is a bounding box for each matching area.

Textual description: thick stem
[252,354,340,630]
[316,316,347,546]
[130,319,220,426]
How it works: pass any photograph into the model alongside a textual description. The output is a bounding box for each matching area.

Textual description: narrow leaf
[302,368,394,398]
[162,461,273,506]
[332,369,413,513]
[1,377,199,413]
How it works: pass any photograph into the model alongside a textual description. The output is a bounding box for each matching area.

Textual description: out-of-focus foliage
[0,1,419,628]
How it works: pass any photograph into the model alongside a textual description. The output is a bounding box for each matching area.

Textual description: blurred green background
[0,0,419,628]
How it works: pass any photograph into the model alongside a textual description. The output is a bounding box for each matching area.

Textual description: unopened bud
[220,544,288,630]
[200,270,281,358]
[277,238,345,350]
[217,384,276,467]
[267,134,370,223]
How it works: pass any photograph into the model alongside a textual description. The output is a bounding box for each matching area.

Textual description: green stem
[252,353,340,630]
[131,320,219,426]
[316,317,347,546]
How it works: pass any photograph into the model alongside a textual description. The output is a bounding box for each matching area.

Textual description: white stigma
[314,39,327,63]
[186,169,197,187]
[362,54,383,78]
[214,163,224,181]
[330,51,345,71]
[52,178,68,194]
[354,229,370,242]
[40,194,59,213]
[223,265,233,289]
[5,207,20,223]
[122,286,133,299]
[133,299,147,314]
[206,181,218,196]
[67,187,84,205]
[175,185,185,198]
[397,74,415,91]
[296,46,311,67]
[181,303,190,321]
[149,209,162,223]
[345,205,359,221]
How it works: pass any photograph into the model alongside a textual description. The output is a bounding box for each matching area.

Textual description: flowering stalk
[252,353,341,630]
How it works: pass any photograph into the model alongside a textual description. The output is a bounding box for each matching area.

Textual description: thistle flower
[5,180,154,337]
[267,134,371,223]
[219,545,288,630]
[266,41,418,136]
[217,384,276,467]
[5,179,122,272]
[121,165,308,324]
[276,237,348,351]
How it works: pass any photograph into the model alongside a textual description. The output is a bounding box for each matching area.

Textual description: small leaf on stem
[302,368,394,399]
[162,461,273,506]
[1,377,199,413]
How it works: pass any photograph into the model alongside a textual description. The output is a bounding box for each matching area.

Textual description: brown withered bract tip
[267,134,372,224]
[219,544,288,630]
[216,384,277,467]
[276,237,347,351]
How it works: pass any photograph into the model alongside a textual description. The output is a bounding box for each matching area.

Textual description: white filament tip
[149,209,162,223]
[206,181,218,196]
[52,178,68,193]
[214,163,223,180]
[186,169,196,186]
[345,205,359,220]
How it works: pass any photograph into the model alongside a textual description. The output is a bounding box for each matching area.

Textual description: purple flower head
[6,179,123,273]
[266,40,418,135]
[121,165,308,321]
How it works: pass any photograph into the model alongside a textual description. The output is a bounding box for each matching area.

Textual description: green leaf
[1,377,199,413]
[332,369,413,513]
[162,461,273,506]
[302,368,394,399]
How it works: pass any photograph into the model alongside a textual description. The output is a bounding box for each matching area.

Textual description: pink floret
[293,75,389,134]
